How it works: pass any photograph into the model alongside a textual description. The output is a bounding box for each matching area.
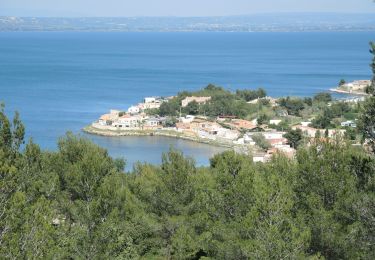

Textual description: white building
[144,97,157,103]
[114,115,141,128]
[180,115,195,123]
[128,106,140,114]
[341,120,357,128]
[301,121,312,127]
[263,131,285,140]
[269,119,282,125]
[145,118,160,127]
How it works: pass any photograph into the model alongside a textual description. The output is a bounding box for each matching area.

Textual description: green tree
[251,133,271,151]
[184,100,199,115]
[283,128,303,148]
[339,79,346,86]
[278,97,305,116]
[358,42,375,153]
[311,108,333,129]
[313,92,332,103]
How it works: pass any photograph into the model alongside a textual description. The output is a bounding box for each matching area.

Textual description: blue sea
[0,32,373,169]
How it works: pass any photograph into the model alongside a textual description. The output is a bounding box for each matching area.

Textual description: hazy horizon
[2,11,375,18]
[1,0,375,17]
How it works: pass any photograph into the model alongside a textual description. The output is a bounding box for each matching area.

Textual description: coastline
[83,125,236,149]
[329,88,369,96]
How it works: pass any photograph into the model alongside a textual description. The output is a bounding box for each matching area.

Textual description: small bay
[0,31,373,168]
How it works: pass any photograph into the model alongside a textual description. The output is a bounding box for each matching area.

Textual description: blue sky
[1,0,375,17]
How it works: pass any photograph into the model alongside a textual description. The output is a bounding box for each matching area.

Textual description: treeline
[0,107,374,259]
[156,84,267,118]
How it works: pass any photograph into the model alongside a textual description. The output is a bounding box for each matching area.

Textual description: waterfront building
[113,114,141,128]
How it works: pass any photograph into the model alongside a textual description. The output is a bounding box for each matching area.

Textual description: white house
[263,131,285,140]
[301,121,312,127]
[341,120,357,128]
[180,115,195,123]
[128,106,140,114]
[114,115,140,128]
[145,118,160,127]
[269,119,282,125]
[144,97,157,103]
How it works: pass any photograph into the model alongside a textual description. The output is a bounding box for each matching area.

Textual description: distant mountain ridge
[1,13,375,32]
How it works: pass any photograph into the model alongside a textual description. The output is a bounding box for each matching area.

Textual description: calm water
[0,32,373,169]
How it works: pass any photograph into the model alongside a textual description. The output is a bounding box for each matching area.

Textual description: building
[293,125,346,138]
[181,96,211,107]
[113,114,141,128]
[301,121,312,127]
[293,125,321,138]
[98,110,120,126]
[128,106,140,114]
[179,115,195,123]
[229,119,257,130]
[341,120,357,128]
[145,118,160,128]
[144,97,157,103]
[98,114,113,126]
[269,119,282,125]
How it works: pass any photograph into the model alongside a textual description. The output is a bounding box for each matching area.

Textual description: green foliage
[1,109,374,259]
[256,113,269,125]
[358,96,375,152]
[313,92,332,103]
[163,116,177,127]
[251,133,271,151]
[278,97,305,116]
[184,100,200,115]
[159,99,180,116]
[339,79,346,86]
[235,88,267,101]
[359,42,375,153]
[284,128,303,148]
[370,42,375,95]
[311,108,333,129]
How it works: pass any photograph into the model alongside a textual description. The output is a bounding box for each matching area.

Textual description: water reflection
[85,135,228,171]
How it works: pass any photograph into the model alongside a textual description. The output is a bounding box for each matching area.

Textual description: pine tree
[359,42,375,153]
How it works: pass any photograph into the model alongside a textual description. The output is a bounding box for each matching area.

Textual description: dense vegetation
[359,42,375,153]
[154,83,362,141]
[0,103,374,259]
[157,84,267,118]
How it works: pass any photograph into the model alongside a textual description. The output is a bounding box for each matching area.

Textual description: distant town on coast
[84,79,371,163]
[2,13,375,32]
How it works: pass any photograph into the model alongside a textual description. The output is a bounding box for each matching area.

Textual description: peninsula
[330,79,372,95]
[84,83,364,162]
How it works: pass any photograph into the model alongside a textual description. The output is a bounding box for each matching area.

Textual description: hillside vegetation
[0,106,374,259]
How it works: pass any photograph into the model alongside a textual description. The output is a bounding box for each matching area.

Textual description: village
[85,83,364,163]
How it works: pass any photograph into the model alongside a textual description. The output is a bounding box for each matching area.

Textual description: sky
[1,0,375,17]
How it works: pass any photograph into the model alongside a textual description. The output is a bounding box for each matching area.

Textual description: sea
[0,31,373,170]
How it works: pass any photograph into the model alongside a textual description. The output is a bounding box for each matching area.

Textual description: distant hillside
[1,13,375,32]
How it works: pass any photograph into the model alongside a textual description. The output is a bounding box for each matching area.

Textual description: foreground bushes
[0,111,374,259]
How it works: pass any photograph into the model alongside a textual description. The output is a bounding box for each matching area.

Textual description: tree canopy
[0,107,374,259]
